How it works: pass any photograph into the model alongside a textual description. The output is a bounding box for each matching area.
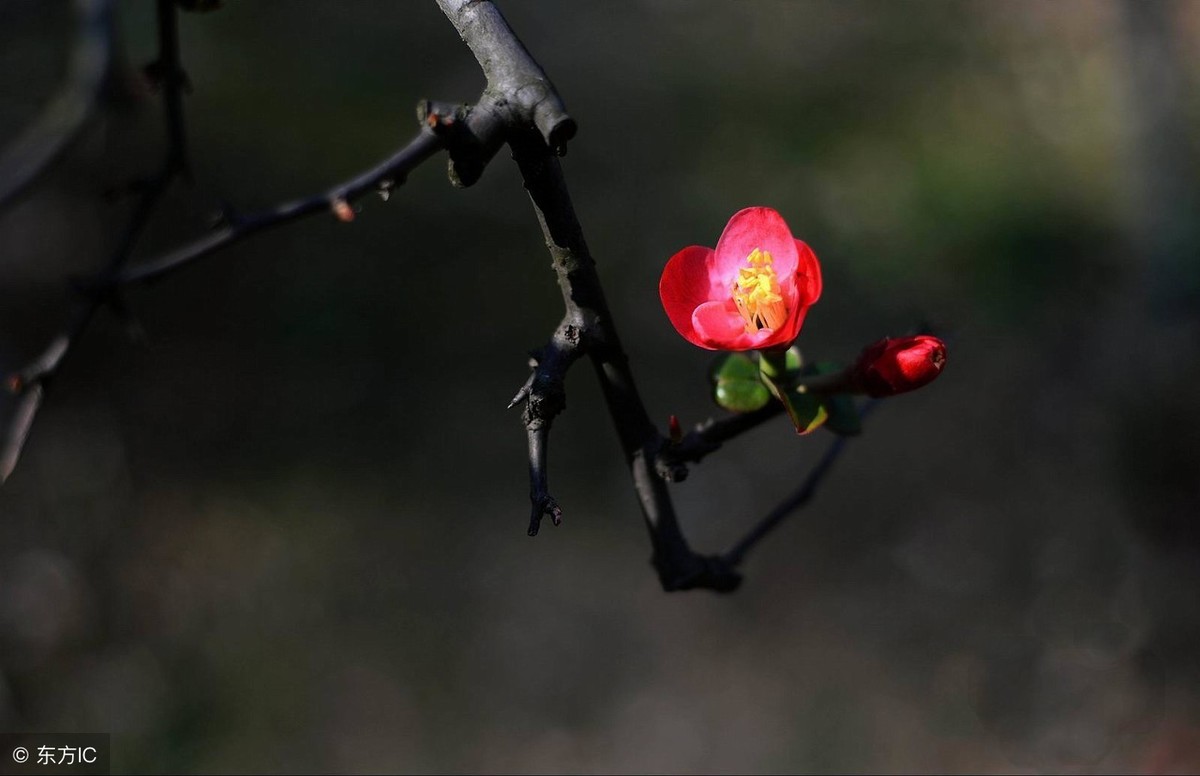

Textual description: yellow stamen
[732,248,787,333]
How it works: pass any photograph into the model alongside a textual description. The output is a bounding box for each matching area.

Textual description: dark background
[2,1,1199,772]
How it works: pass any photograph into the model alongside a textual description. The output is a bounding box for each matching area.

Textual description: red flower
[854,335,947,397]
[659,207,822,351]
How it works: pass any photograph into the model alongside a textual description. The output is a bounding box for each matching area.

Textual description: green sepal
[760,362,828,435]
[711,352,770,413]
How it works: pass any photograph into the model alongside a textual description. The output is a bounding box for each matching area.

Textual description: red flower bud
[854,335,946,397]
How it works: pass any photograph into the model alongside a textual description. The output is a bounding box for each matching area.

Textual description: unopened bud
[853,335,946,397]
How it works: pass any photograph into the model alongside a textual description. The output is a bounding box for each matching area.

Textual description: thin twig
[509,131,741,592]
[2,0,185,482]
[0,0,114,213]
[721,400,879,568]
[112,128,443,287]
[657,398,787,478]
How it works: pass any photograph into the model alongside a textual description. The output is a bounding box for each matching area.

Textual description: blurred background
[2,0,1199,772]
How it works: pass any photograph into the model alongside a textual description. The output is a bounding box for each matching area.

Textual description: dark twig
[0,0,114,213]
[721,400,879,568]
[112,128,443,287]
[655,366,854,479]
[2,0,185,482]
[435,0,576,155]
[154,0,190,179]
[437,0,730,583]
[511,317,582,535]
[508,131,740,593]
[657,398,787,478]
[5,0,878,595]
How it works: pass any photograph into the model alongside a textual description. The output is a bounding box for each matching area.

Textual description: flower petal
[660,245,719,347]
[691,300,747,350]
[713,207,800,285]
[692,301,787,351]
[768,284,812,347]
[794,239,822,305]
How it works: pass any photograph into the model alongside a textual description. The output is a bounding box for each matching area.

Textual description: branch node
[654,552,743,594]
[654,445,689,483]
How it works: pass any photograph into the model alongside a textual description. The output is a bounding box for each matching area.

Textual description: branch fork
[2,0,872,594]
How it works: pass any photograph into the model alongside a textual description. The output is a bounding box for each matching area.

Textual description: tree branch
[435,0,576,154]
[111,127,443,287]
[0,0,114,213]
[2,1,186,482]
[4,0,880,596]
[721,400,878,568]
[508,132,740,593]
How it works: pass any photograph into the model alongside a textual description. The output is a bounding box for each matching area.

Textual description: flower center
[732,248,787,333]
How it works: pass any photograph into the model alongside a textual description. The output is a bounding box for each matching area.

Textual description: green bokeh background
[2,1,1200,772]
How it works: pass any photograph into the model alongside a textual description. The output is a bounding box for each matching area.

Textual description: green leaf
[711,353,770,413]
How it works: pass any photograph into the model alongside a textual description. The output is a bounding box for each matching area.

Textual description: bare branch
[721,400,879,569]
[653,403,785,481]
[0,384,44,484]
[435,0,576,154]
[515,317,583,536]
[113,128,443,287]
[508,132,741,593]
[2,0,186,482]
[0,0,114,213]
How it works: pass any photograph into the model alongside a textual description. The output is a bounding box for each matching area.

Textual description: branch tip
[527,495,562,536]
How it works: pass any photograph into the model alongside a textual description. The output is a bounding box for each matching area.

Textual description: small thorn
[331,198,355,222]
[507,386,528,409]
